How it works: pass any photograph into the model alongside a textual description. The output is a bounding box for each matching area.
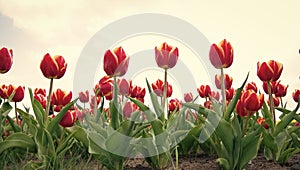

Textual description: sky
[1,0,300,110]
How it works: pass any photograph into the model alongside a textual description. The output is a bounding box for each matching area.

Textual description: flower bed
[1,40,300,170]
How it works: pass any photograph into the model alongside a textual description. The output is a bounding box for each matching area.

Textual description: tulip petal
[40,53,59,79]
[103,50,118,76]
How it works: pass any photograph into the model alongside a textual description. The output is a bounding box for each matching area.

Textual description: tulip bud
[168,98,181,114]
[7,85,25,102]
[103,46,129,77]
[245,82,258,93]
[151,79,173,97]
[292,89,300,103]
[123,102,138,118]
[240,90,264,112]
[275,83,288,97]
[117,78,131,96]
[78,90,89,103]
[0,47,13,74]
[215,74,233,89]
[226,88,235,100]
[210,91,220,101]
[257,60,283,82]
[59,110,77,127]
[209,39,233,69]
[197,85,211,98]
[34,88,46,96]
[155,42,179,69]
[40,53,67,79]
[184,92,193,102]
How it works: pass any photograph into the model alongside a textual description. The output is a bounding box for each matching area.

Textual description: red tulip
[240,90,264,112]
[184,92,193,102]
[40,53,67,79]
[151,79,173,97]
[0,85,9,99]
[168,98,181,114]
[210,91,220,101]
[236,100,249,117]
[34,88,46,96]
[89,95,101,110]
[262,81,279,94]
[197,85,211,98]
[245,82,258,93]
[275,83,288,97]
[103,46,129,77]
[268,96,280,107]
[34,94,47,109]
[0,47,13,74]
[123,102,138,118]
[131,85,146,100]
[59,110,77,127]
[295,122,300,127]
[94,76,113,98]
[292,89,300,102]
[257,60,283,82]
[6,85,25,102]
[155,42,179,69]
[209,39,233,69]
[117,78,131,96]
[215,74,233,89]
[51,89,72,112]
[204,101,213,109]
[78,90,89,103]
[226,88,235,100]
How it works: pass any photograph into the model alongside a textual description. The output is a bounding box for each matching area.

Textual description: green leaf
[216,158,230,170]
[0,102,13,116]
[47,99,77,134]
[87,131,106,154]
[65,126,89,148]
[0,133,36,154]
[291,133,300,148]
[146,79,164,118]
[6,116,21,132]
[179,125,202,154]
[29,88,45,127]
[274,111,295,136]
[215,119,234,159]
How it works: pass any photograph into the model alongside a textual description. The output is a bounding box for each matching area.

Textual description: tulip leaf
[274,111,295,136]
[0,101,13,116]
[179,125,202,154]
[65,126,89,148]
[215,119,234,158]
[0,132,36,154]
[6,116,21,132]
[216,158,230,170]
[47,99,77,134]
[146,78,164,118]
[29,88,45,127]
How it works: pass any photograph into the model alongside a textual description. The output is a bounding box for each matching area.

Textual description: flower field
[1,39,300,170]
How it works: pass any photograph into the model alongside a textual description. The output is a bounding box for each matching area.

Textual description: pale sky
[1,1,300,110]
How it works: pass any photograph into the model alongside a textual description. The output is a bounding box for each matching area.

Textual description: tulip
[51,89,72,112]
[210,91,220,101]
[155,42,179,69]
[236,100,249,117]
[117,78,131,96]
[226,88,235,100]
[295,122,300,127]
[168,98,181,114]
[5,85,25,102]
[152,79,173,97]
[257,60,283,82]
[103,46,129,77]
[215,74,232,89]
[131,85,146,100]
[0,85,9,99]
[204,101,213,109]
[197,85,211,98]
[292,89,300,103]
[34,94,47,109]
[240,90,264,112]
[34,88,46,96]
[78,90,89,103]
[209,39,233,69]
[262,81,279,94]
[123,102,138,118]
[0,47,13,74]
[245,82,258,93]
[40,53,67,79]
[89,95,101,111]
[184,92,193,102]
[94,76,113,98]
[268,96,280,107]
[59,110,77,127]
[275,83,288,97]
[257,117,269,129]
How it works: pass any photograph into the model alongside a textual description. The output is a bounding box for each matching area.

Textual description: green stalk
[242,111,250,136]
[45,78,54,123]
[161,69,168,120]
[267,81,276,125]
[15,102,19,125]
[221,68,227,114]
[111,76,120,130]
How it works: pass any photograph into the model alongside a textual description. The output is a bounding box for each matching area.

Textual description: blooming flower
[215,74,233,89]
[51,89,72,112]
[209,39,233,69]
[117,78,131,96]
[184,92,193,102]
[0,47,13,74]
[59,109,77,127]
[197,85,211,98]
[103,46,129,77]
[155,42,179,69]
[257,60,283,82]
[151,79,173,97]
[40,53,67,79]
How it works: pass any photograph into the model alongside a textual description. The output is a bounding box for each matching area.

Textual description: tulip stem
[45,78,54,123]
[242,111,250,136]
[220,68,227,114]
[15,102,19,125]
[111,76,120,130]
[162,69,168,120]
[267,81,276,125]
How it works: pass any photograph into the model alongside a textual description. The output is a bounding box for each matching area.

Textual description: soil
[123,153,300,170]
